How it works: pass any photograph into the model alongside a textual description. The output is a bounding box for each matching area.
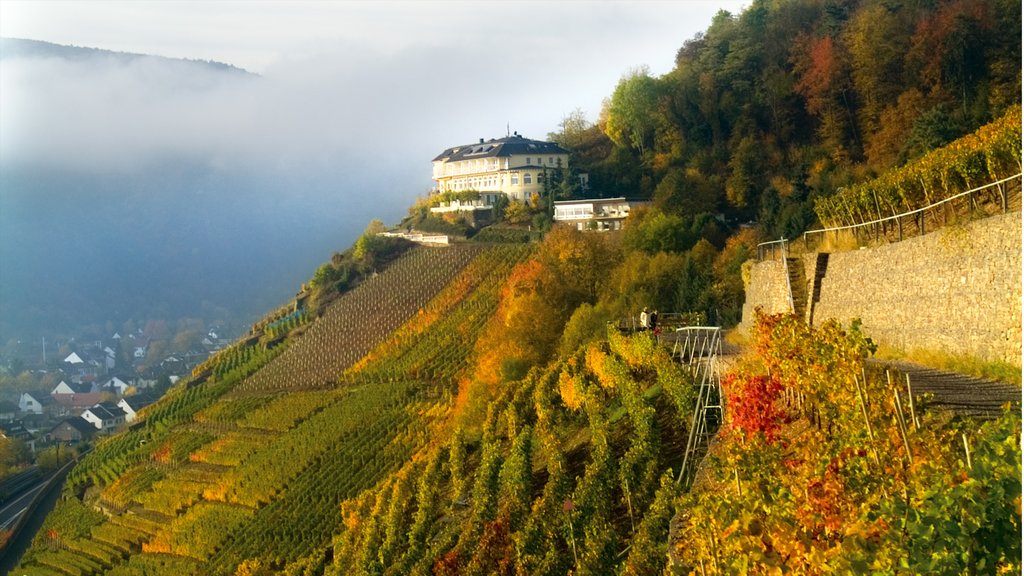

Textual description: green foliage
[0,436,32,476]
[35,445,77,473]
[331,330,697,574]
[430,189,482,206]
[674,312,1022,573]
[559,302,613,356]
[503,199,532,225]
[308,229,416,306]
[623,209,724,255]
[815,106,1022,228]
[605,66,664,155]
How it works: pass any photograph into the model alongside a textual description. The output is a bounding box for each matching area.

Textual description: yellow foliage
[557,369,583,411]
[584,345,616,392]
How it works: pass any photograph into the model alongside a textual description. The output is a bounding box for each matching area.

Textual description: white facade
[553,197,648,231]
[19,393,44,414]
[81,404,126,431]
[431,135,569,203]
[103,377,129,396]
[117,398,140,422]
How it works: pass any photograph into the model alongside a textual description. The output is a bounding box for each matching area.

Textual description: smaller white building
[19,391,53,414]
[100,377,130,396]
[81,402,126,431]
[117,395,156,423]
[553,197,649,231]
[52,381,76,395]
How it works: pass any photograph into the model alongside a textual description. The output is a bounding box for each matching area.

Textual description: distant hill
[0,37,256,76]
[0,37,379,342]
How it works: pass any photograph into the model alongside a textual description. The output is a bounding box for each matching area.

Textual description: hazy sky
[0,0,751,335]
[1,1,749,167]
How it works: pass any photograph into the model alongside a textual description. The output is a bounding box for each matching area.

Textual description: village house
[19,391,56,415]
[117,394,156,423]
[431,133,570,205]
[81,402,126,432]
[51,380,92,396]
[48,417,97,443]
[51,391,105,416]
[96,376,130,396]
[1,420,37,452]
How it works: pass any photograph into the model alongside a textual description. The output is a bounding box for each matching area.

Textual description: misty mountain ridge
[1,38,393,341]
[0,37,256,77]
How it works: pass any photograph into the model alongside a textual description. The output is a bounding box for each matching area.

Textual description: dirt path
[713,338,1019,420]
[870,359,1021,419]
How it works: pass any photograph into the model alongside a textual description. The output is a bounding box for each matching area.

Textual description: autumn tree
[604,67,663,156]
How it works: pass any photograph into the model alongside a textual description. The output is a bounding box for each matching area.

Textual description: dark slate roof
[26,390,57,406]
[121,394,157,411]
[53,382,92,394]
[433,134,568,162]
[88,402,124,420]
[52,417,96,436]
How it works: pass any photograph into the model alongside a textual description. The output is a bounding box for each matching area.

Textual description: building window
[523,173,532,185]
[525,157,531,165]
[548,157,554,165]
[511,174,519,185]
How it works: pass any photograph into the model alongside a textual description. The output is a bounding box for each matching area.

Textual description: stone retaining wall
[742,211,1022,365]
[738,259,791,333]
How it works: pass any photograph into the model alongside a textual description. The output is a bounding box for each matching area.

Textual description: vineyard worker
[649,310,659,332]
[640,307,649,331]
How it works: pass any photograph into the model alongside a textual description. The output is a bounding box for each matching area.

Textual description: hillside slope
[13,243,530,575]
[15,228,1021,575]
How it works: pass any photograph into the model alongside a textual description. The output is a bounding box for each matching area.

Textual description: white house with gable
[81,402,126,431]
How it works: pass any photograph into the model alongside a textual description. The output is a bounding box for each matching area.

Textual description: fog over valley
[0,2,745,339]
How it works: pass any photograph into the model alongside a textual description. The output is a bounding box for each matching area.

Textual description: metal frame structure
[672,326,724,487]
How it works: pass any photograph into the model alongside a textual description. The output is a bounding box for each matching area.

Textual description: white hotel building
[431,133,570,204]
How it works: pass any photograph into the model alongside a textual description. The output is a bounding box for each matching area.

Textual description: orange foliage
[793,35,842,116]
[151,443,172,464]
[473,259,555,386]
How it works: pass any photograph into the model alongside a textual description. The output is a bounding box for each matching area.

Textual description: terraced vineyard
[233,244,486,394]
[14,243,533,576]
[347,244,534,386]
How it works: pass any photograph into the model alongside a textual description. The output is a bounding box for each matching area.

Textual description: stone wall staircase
[805,253,829,326]
[785,257,807,319]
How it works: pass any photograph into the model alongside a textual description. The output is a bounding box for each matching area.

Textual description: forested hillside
[12,0,1021,574]
[554,0,1020,235]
